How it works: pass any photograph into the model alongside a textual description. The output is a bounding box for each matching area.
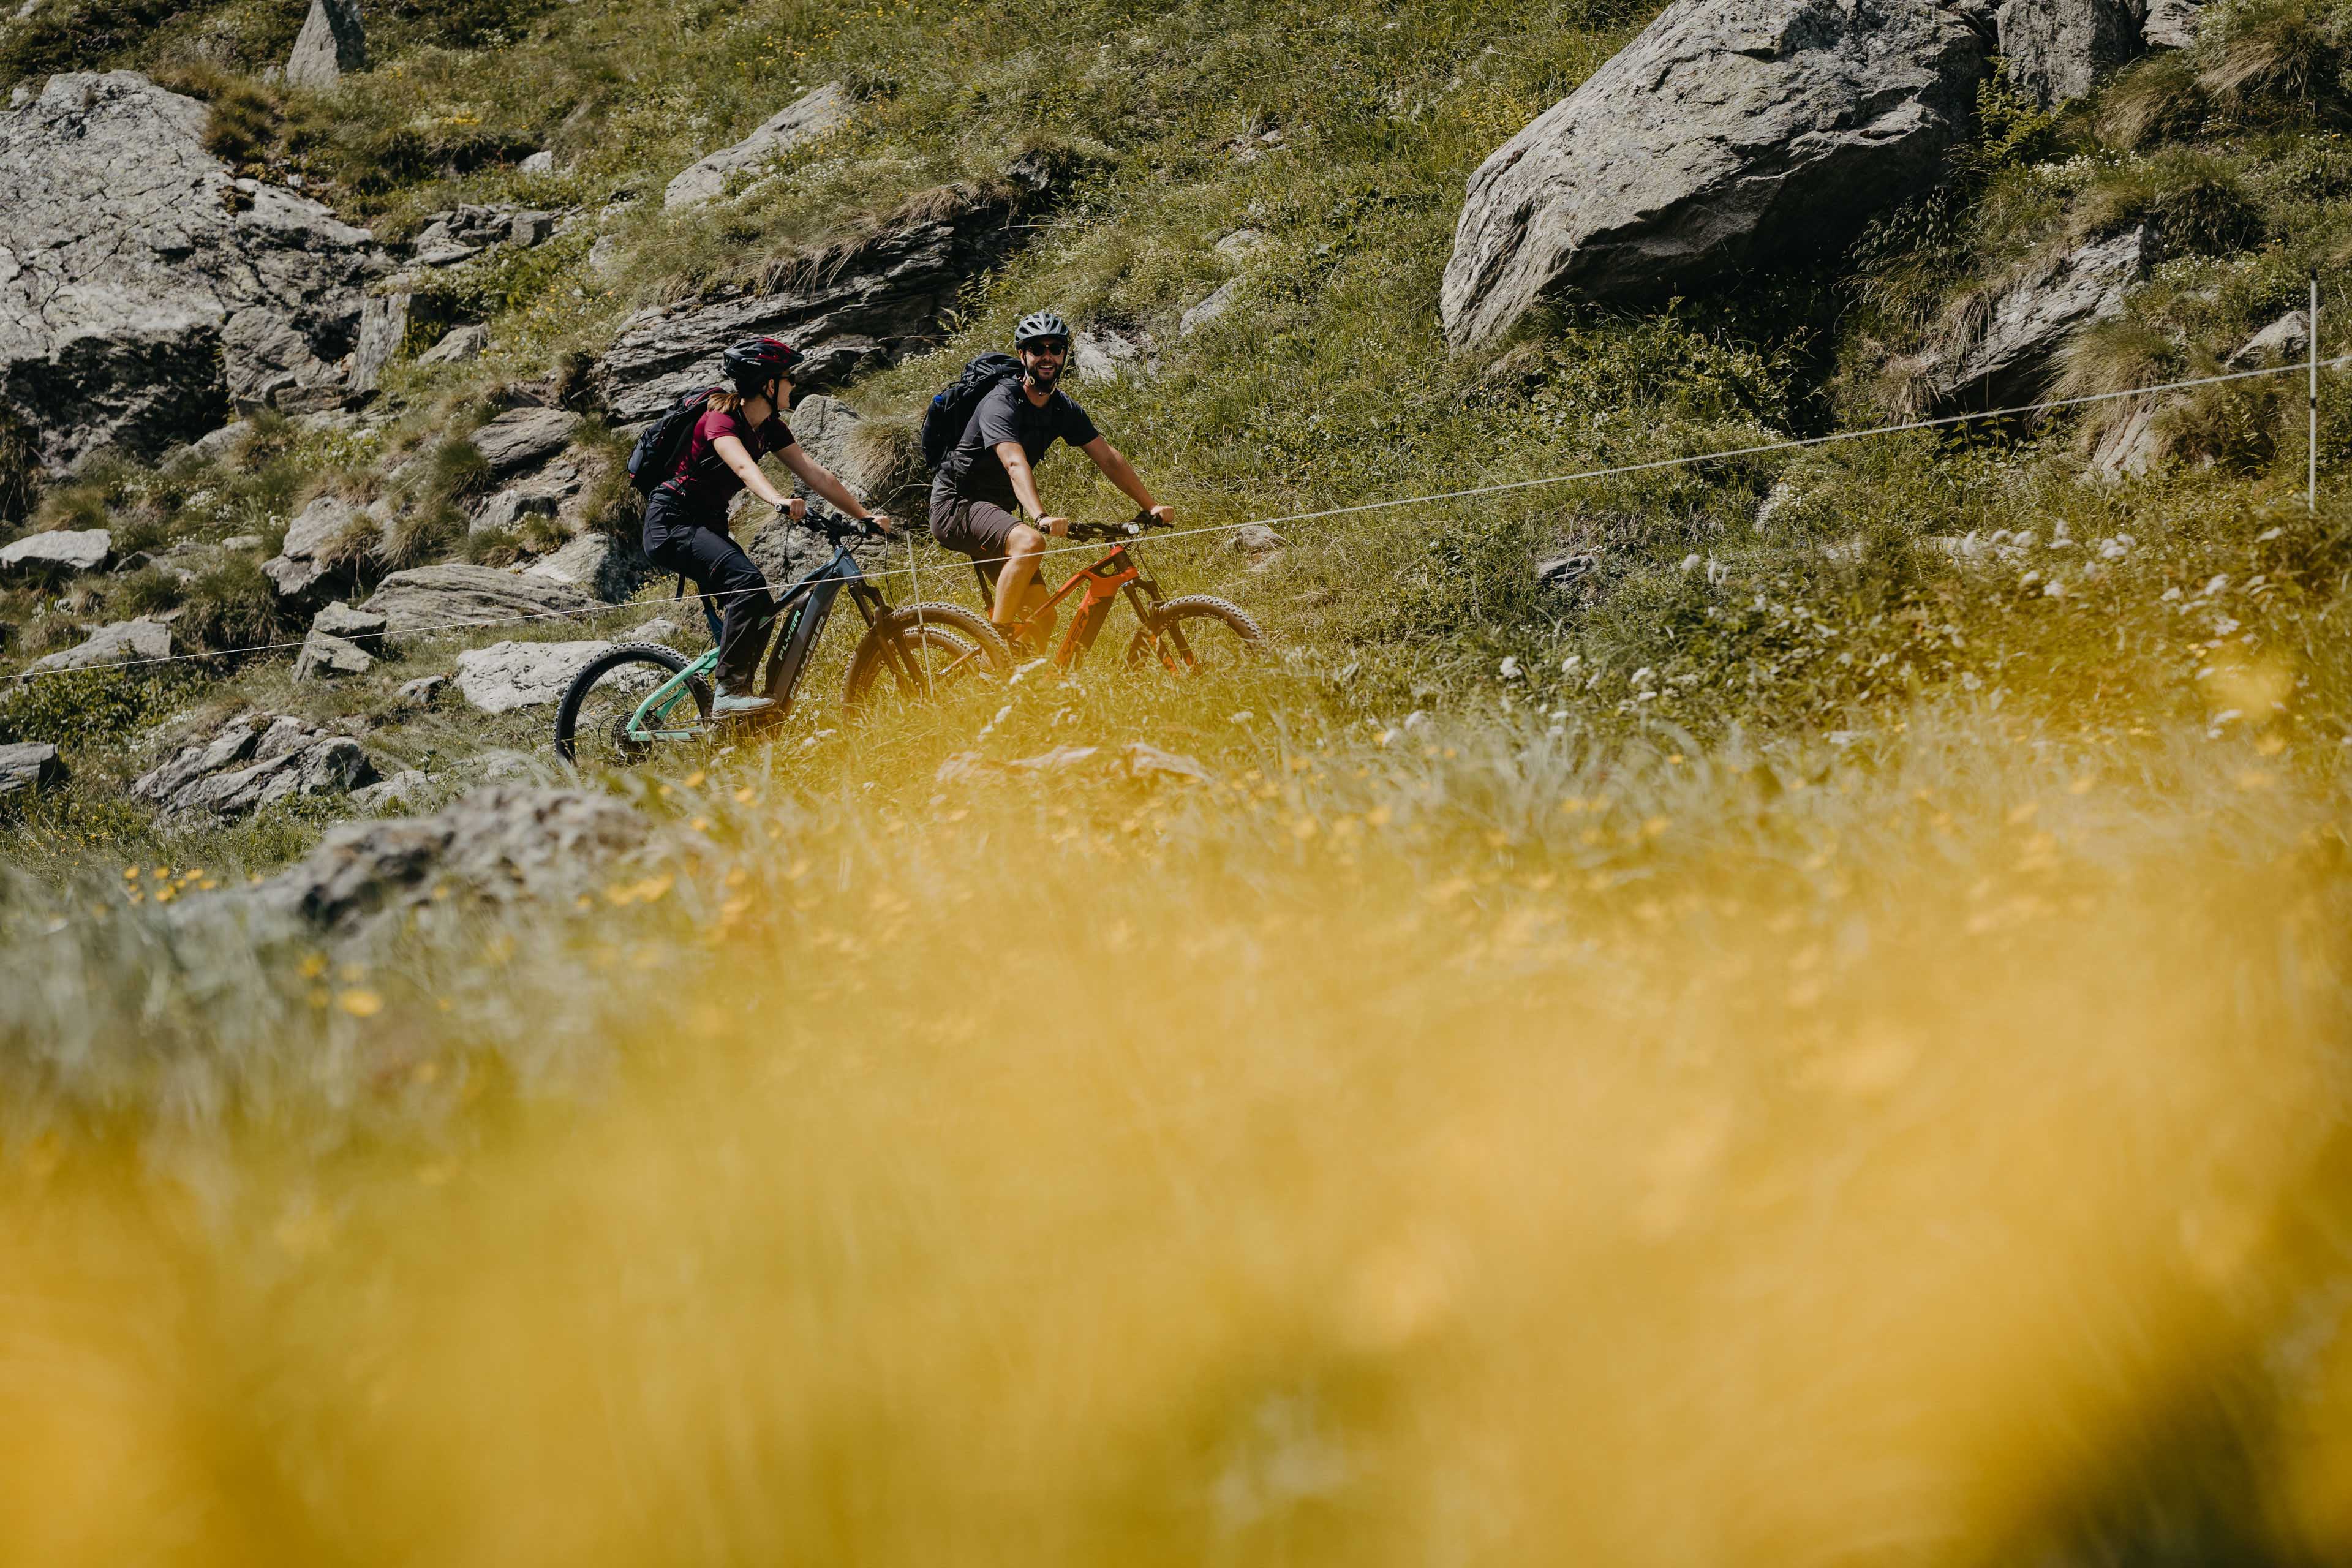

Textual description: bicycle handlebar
[1062,511,1173,543]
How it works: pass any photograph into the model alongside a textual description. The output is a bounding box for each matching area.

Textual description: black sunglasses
[1025,339,1071,355]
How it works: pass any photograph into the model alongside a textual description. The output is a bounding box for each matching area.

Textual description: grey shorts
[927,491,1025,565]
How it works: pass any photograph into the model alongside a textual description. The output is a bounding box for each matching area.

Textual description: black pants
[643,488,775,689]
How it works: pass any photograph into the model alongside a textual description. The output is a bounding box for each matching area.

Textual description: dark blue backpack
[626,386,715,496]
[919,353,1022,472]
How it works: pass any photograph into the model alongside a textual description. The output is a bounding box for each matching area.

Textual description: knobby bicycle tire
[554,643,712,765]
[1126,595,1266,673]
[842,602,1014,708]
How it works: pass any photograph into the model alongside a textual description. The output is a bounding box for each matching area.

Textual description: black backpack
[919,353,1022,472]
[626,386,715,496]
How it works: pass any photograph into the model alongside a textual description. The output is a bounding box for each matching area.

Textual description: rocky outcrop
[348,293,410,393]
[361,563,594,636]
[471,407,581,477]
[1912,225,2152,412]
[243,785,647,935]
[405,204,561,268]
[1440,0,1985,347]
[0,73,383,469]
[521,533,649,601]
[131,711,375,817]
[2141,0,2207,49]
[2228,308,2309,368]
[312,600,388,647]
[284,0,367,90]
[596,154,1063,421]
[28,617,171,672]
[1073,324,1156,383]
[292,628,372,681]
[1998,0,2143,108]
[454,639,615,713]
[0,528,111,576]
[1179,281,1241,337]
[665,82,852,209]
[417,323,488,365]
[262,494,380,606]
[0,741,64,798]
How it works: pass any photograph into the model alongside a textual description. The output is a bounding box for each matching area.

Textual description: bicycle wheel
[555,643,712,766]
[1126,595,1266,673]
[842,603,1012,710]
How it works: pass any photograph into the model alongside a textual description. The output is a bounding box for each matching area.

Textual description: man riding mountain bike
[928,311,1174,652]
[644,336,894,717]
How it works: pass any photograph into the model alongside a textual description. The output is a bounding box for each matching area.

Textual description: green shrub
[461,526,522,567]
[2075,151,2266,254]
[113,564,186,619]
[0,665,184,747]
[0,0,183,86]
[2200,0,2352,127]
[381,502,462,570]
[178,555,288,654]
[2097,51,2211,150]
[428,439,492,504]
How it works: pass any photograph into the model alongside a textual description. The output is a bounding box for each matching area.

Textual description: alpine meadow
[4,0,2352,1561]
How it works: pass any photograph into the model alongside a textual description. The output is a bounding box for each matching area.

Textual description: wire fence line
[9,352,2346,687]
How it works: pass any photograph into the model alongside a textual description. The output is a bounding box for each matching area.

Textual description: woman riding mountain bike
[643,336,892,717]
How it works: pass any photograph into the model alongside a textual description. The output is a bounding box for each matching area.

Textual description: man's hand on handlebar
[774,497,809,524]
[1141,504,1175,527]
[863,510,895,537]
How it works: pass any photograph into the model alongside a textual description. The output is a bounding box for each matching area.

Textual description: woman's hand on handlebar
[862,510,895,537]
[774,497,808,523]
[1140,504,1175,527]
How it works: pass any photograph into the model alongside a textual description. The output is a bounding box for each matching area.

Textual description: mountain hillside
[4,0,2352,1561]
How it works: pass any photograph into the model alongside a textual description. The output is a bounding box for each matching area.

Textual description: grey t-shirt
[937,379,1101,510]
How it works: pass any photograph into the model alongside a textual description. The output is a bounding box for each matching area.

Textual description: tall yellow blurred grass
[4,710,2351,1566]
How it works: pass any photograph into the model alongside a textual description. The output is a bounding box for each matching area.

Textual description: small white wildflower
[2162,587,2182,601]
[1561,654,1581,674]
[2043,580,2065,598]
[1630,666,1655,687]
[1230,709,1256,723]
[1499,655,1521,679]
[2213,616,2241,636]
[1679,553,1702,573]
[2257,527,2285,542]
[1403,710,1428,730]
[2203,574,2230,597]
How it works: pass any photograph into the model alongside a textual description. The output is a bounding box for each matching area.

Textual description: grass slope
[2,0,2352,1559]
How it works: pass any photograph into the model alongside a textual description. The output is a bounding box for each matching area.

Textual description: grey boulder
[1440,0,1985,347]
[361,563,594,636]
[1910,225,2152,412]
[263,494,377,606]
[28,617,171,671]
[454,639,614,713]
[417,323,488,365]
[2227,308,2309,369]
[349,292,411,393]
[0,741,65,797]
[472,488,559,535]
[0,73,382,469]
[243,784,647,935]
[1997,0,2143,108]
[130,711,375,817]
[595,153,1062,421]
[292,628,372,681]
[521,532,649,602]
[665,82,852,209]
[284,0,367,91]
[2141,0,2207,49]
[312,599,389,647]
[0,528,113,576]
[470,407,581,477]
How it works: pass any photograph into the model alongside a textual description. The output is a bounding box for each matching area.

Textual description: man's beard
[1025,360,1061,391]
